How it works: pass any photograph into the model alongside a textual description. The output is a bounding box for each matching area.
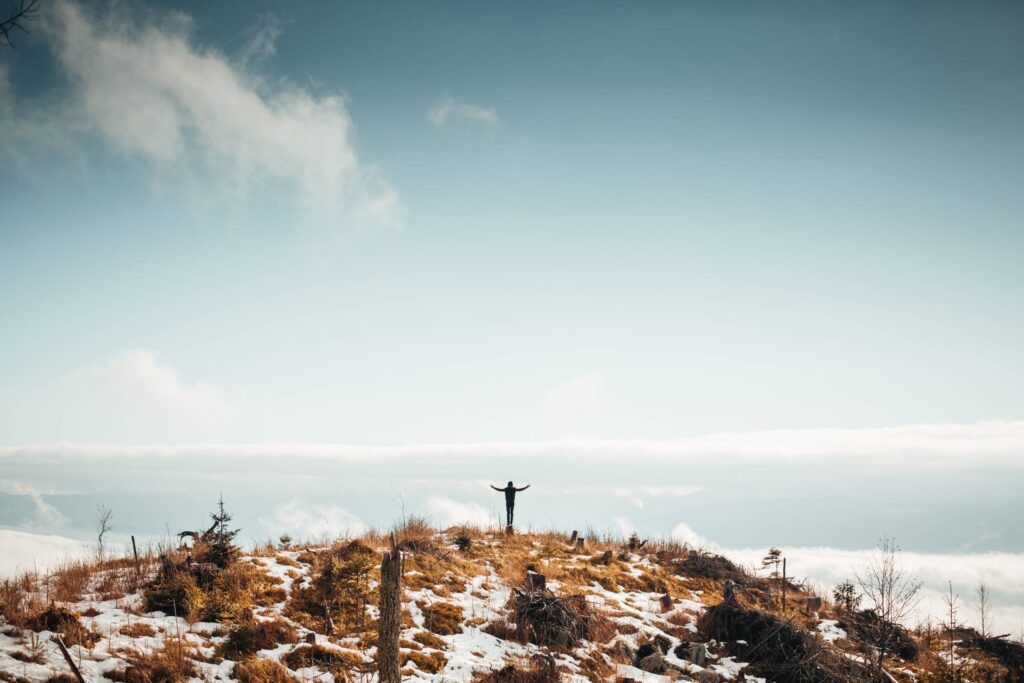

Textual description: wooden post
[569,530,578,544]
[781,557,787,612]
[131,535,141,579]
[576,536,585,550]
[378,534,402,683]
[55,636,86,683]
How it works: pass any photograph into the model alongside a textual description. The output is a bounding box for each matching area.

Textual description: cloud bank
[259,501,368,540]
[723,543,1024,637]
[7,419,1023,469]
[0,529,86,576]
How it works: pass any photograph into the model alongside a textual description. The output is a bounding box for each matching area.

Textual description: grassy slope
[0,522,1017,682]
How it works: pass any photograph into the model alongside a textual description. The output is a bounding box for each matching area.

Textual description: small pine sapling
[833,580,861,612]
[204,496,240,568]
[761,547,782,580]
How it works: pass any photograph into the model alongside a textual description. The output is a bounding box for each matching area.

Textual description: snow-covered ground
[0,532,777,682]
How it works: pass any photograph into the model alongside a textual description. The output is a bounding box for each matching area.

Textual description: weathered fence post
[378,533,402,683]
[55,636,86,683]
[131,535,141,580]
[781,557,787,612]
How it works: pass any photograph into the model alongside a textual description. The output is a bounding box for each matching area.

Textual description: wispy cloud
[0,480,67,528]
[547,483,701,508]
[77,350,233,425]
[427,95,498,127]
[2,0,402,227]
[239,13,286,64]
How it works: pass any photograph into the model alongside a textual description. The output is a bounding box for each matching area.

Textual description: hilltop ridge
[0,518,1020,682]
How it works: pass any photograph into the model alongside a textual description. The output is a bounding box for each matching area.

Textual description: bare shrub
[855,537,922,678]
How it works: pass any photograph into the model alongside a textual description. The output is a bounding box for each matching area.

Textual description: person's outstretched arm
[490,485,503,491]
[516,484,531,491]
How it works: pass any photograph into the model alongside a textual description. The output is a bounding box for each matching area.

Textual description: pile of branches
[475,655,558,683]
[698,593,872,683]
[840,609,919,662]
[511,588,593,649]
[963,630,1024,680]
[665,548,746,583]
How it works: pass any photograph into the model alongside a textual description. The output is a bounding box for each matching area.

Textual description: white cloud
[543,371,611,433]
[78,349,233,424]
[612,516,635,537]
[259,500,368,539]
[670,522,717,549]
[0,529,86,576]
[425,496,493,528]
[6,0,401,226]
[427,95,498,127]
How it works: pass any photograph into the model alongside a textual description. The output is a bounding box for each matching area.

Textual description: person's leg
[509,503,514,525]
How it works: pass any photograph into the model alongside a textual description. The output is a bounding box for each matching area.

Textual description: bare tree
[942,581,961,681]
[855,537,923,681]
[0,0,38,48]
[96,504,113,558]
[976,579,991,638]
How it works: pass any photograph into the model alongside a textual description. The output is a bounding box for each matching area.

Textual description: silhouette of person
[491,481,530,526]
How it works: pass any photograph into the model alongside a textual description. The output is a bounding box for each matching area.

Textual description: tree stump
[527,570,546,591]
[659,593,673,612]
[688,642,707,667]
[569,530,578,544]
[378,537,402,683]
[576,537,585,550]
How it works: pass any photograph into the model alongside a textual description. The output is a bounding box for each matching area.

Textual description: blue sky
[2,0,1024,632]
[2,0,1022,444]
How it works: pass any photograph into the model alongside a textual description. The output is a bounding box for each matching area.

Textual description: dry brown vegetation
[473,654,559,682]
[107,639,198,682]
[221,615,298,658]
[419,600,464,636]
[233,654,293,682]
[3,519,1021,682]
